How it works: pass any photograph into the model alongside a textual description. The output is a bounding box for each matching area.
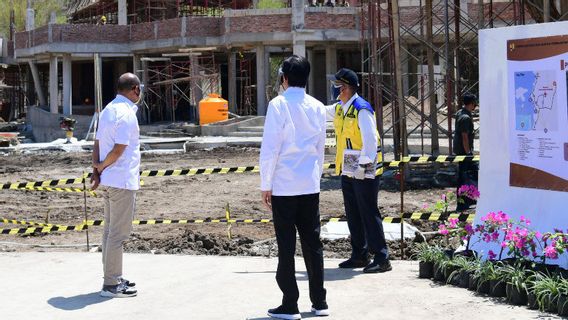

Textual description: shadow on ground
[47,292,109,310]
[234,267,361,282]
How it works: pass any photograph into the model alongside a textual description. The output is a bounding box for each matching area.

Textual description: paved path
[0,253,554,320]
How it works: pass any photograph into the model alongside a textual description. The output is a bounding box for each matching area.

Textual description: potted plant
[447,256,477,288]
[526,271,546,310]
[505,265,528,305]
[433,255,450,283]
[488,262,507,297]
[474,261,494,295]
[531,273,561,313]
[557,278,568,316]
[414,243,444,279]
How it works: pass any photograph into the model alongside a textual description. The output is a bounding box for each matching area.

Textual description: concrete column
[28,61,46,106]
[191,55,203,122]
[94,53,103,114]
[62,54,72,115]
[49,11,57,24]
[325,46,337,103]
[118,0,127,25]
[228,51,237,114]
[133,54,142,79]
[256,45,267,116]
[26,8,35,31]
[401,45,409,97]
[292,0,306,57]
[49,55,59,114]
[307,48,315,96]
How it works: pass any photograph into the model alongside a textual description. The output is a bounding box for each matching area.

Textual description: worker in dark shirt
[453,93,478,211]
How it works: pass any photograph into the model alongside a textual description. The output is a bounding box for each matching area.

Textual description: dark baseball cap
[333,68,359,87]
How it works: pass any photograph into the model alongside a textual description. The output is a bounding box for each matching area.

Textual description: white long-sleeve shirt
[260,87,327,196]
[325,93,378,164]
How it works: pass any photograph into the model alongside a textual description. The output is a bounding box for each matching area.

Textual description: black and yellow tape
[0,218,56,228]
[0,212,474,235]
[0,156,478,192]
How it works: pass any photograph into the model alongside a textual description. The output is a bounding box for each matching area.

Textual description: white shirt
[325,93,378,164]
[96,94,141,190]
[260,87,327,196]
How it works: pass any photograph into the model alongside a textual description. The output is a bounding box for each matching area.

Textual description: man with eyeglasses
[91,73,142,298]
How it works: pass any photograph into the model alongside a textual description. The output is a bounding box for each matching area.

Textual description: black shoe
[311,301,330,316]
[267,305,301,320]
[363,259,392,273]
[120,277,136,287]
[100,283,137,298]
[338,258,370,268]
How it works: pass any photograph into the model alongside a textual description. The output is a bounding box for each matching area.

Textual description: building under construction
[3,0,568,152]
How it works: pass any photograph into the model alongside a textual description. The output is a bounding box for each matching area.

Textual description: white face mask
[135,84,145,105]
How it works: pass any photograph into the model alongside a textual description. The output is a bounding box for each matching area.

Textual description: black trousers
[341,176,389,262]
[456,161,479,211]
[272,193,327,309]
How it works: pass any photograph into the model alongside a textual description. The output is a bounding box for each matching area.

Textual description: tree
[0,0,68,39]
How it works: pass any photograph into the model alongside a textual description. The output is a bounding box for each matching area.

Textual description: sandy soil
[0,147,451,257]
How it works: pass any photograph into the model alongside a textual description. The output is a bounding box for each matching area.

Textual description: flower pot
[544,294,559,314]
[506,283,528,306]
[490,280,507,297]
[418,261,434,279]
[468,275,479,291]
[477,280,490,295]
[444,266,460,284]
[433,262,446,283]
[458,270,471,288]
[557,294,568,316]
[527,292,538,310]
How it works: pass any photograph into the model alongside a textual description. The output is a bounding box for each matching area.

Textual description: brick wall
[305,12,357,29]
[58,24,129,43]
[186,17,222,37]
[130,22,155,41]
[15,32,29,49]
[32,26,49,47]
[227,14,291,33]
[157,18,182,39]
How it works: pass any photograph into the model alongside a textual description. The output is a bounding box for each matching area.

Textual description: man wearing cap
[453,92,478,211]
[326,68,391,273]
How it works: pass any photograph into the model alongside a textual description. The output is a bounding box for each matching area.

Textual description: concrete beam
[293,38,306,57]
[228,51,237,114]
[49,55,58,114]
[28,61,46,106]
[256,45,267,116]
[62,54,72,115]
[118,0,127,25]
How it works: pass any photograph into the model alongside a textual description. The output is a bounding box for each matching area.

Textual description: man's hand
[261,190,273,210]
[354,165,366,180]
[93,162,105,174]
[90,171,101,191]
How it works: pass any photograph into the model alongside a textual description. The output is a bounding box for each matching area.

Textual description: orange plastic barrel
[198,93,229,125]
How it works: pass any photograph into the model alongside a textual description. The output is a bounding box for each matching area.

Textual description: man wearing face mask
[91,73,141,298]
[326,68,391,274]
[260,55,328,319]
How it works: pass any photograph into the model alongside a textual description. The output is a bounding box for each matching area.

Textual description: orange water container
[198,93,229,125]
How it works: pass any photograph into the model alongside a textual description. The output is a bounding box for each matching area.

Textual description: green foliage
[0,0,68,38]
[528,273,561,311]
[412,243,445,263]
[257,0,287,9]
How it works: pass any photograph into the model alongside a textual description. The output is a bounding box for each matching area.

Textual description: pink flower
[438,224,449,236]
[488,250,497,260]
[501,241,508,248]
[448,218,459,228]
[545,245,559,259]
[421,203,429,210]
[535,231,542,239]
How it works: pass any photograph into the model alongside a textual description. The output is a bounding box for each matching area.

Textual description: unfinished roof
[67,0,105,15]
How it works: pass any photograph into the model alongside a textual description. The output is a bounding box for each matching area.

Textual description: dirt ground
[0,147,452,258]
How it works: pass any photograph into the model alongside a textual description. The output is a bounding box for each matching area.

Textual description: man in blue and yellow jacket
[326,68,391,273]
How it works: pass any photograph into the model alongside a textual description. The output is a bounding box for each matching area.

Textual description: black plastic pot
[527,292,538,310]
[444,266,460,283]
[458,270,471,288]
[490,280,507,297]
[506,283,528,306]
[477,280,490,295]
[418,261,434,279]
[557,294,568,316]
[544,294,559,314]
[468,275,479,291]
[433,262,446,283]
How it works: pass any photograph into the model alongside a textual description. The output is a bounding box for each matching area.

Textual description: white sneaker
[311,306,330,316]
[100,283,137,298]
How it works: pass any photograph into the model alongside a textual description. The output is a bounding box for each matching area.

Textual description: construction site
[1,1,568,319]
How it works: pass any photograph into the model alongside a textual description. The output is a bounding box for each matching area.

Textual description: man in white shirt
[326,68,391,274]
[91,73,141,298]
[260,55,329,319]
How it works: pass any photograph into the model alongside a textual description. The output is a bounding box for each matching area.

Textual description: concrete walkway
[1,253,553,320]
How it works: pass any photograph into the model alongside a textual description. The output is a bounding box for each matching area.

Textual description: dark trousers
[341,176,389,262]
[272,193,327,309]
[456,161,479,211]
